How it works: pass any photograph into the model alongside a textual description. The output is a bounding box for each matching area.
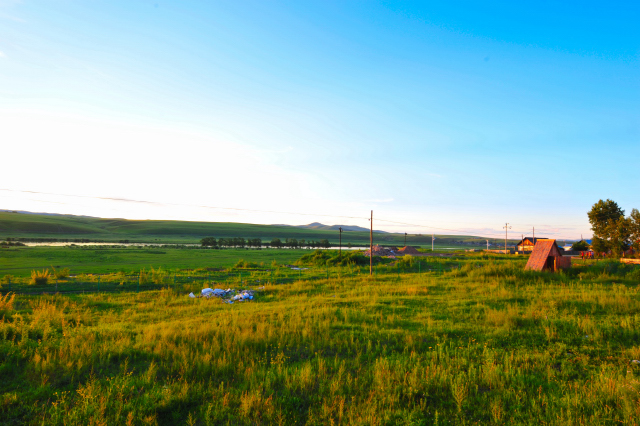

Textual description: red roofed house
[516,237,550,253]
[525,239,571,272]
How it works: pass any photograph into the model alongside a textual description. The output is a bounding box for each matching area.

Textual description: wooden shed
[525,239,571,272]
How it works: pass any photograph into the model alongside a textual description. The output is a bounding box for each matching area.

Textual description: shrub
[150,267,168,284]
[30,269,50,285]
[51,266,70,279]
[139,268,150,285]
[296,250,372,267]
[0,292,15,317]
[235,259,259,269]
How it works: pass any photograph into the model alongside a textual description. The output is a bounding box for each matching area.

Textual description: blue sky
[1,1,638,239]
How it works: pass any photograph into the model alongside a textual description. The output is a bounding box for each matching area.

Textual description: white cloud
[0,51,5,58]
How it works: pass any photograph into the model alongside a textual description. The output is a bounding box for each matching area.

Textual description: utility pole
[432,234,435,251]
[339,227,343,257]
[486,239,489,251]
[503,223,511,254]
[404,232,407,247]
[369,211,373,276]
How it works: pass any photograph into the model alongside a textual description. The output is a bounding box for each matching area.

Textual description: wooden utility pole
[503,223,511,254]
[404,232,407,247]
[486,239,489,251]
[369,211,373,276]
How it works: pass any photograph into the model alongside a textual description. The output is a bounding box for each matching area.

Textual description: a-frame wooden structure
[525,239,571,272]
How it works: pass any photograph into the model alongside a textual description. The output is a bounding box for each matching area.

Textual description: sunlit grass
[0,258,639,425]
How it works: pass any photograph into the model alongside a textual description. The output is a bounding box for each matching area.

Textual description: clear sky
[1,1,638,239]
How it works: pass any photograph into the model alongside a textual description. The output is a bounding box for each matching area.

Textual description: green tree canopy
[587,199,630,257]
[270,238,282,248]
[588,199,624,236]
[571,240,590,251]
[629,208,640,252]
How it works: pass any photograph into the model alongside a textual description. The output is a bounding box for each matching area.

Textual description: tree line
[588,199,640,257]
[200,237,331,249]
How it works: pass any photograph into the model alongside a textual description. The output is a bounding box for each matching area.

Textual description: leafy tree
[270,238,282,249]
[587,199,629,256]
[286,238,298,249]
[571,240,590,251]
[630,208,640,252]
[200,237,217,248]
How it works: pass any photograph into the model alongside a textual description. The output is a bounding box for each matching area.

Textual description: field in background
[1,253,639,425]
[0,211,501,247]
[0,246,311,278]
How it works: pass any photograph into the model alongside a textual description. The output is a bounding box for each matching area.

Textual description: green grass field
[1,251,639,425]
[0,246,311,278]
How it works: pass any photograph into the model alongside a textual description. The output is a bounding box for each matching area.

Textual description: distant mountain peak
[296,223,387,233]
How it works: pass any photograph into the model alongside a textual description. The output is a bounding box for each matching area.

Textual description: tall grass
[0,259,639,425]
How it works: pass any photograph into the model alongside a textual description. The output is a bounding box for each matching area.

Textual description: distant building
[525,239,571,272]
[516,237,550,253]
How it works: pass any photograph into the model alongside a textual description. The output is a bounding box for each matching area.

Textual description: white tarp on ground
[190,287,261,303]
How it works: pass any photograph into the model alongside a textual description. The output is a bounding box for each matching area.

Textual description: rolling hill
[0,211,499,247]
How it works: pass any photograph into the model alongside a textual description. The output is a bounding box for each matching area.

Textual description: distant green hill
[0,211,501,247]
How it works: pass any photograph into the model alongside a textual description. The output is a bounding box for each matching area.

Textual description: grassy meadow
[1,253,639,425]
[0,246,310,278]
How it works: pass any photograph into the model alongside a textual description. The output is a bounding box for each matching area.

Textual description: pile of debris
[363,244,396,258]
[396,246,421,255]
[189,286,263,304]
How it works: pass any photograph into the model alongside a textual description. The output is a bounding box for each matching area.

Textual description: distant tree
[298,239,305,249]
[217,238,228,248]
[320,239,330,249]
[588,199,630,256]
[571,240,590,251]
[200,237,217,248]
[630,208,640,252]
[270,238,282,249]
[286,238,298,249]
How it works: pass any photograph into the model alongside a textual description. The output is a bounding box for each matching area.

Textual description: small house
[525,239,571,272]
[516,237,549,252]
